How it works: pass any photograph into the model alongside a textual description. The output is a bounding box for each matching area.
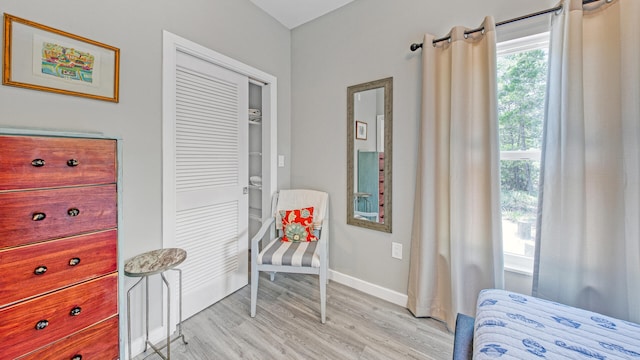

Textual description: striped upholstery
[258,238,320,268]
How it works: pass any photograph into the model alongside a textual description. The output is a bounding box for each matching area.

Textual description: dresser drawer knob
[32,212,46,221]
[35,320,49,330]
[67,208,80,217]
[34,266,48,275]
[71,355,82,360]
[70,307,82,316]
[69,257,81,266]
[67,159,79,167]
[31,159,45,167]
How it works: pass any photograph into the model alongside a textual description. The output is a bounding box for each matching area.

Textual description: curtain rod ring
[555,4,564,15]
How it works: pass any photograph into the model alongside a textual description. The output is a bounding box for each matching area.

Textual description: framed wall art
[355,120,367,140]
[3,13,120,102]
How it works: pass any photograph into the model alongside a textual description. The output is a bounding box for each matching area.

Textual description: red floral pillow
[280,207,317,242]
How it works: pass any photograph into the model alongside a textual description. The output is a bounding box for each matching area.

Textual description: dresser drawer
[0,230,117,307]
[0,135,116,190]
[0,273,118,359]
[0,185,117,249]
[17,316,119,360]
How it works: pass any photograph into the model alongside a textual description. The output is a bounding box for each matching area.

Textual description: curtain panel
[533,0,640,323]
[408,17,504,331]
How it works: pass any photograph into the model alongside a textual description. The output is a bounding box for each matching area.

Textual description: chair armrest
[251,216,276,252]
[318,219,328,242]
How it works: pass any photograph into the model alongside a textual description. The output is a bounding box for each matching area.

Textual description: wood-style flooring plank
[134,273,453,360]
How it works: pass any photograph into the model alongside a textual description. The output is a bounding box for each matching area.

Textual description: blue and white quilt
[473,289,640,359]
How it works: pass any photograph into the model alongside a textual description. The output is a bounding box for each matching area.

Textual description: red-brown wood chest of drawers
[0,134,119,360]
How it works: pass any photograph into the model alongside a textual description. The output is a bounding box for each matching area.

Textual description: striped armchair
[250,189,329,323]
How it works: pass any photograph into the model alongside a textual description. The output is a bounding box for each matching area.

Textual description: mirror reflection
[347,77,392,233]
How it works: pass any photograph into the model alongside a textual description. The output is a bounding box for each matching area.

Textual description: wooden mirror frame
[347,77,392,233]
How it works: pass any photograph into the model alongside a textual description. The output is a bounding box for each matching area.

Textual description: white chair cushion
[257,239,321,268]
[275,189,328,229]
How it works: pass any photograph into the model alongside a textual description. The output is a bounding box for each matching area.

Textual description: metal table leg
[127,277,144,360]
[139,270,188,360]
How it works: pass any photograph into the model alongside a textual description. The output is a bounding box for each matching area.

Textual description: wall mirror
[347,77,392,233]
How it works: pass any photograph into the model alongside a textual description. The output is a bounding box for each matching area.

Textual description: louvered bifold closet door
[174,50,249,319]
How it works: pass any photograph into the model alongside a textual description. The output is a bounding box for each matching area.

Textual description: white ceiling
[249,0,354,29]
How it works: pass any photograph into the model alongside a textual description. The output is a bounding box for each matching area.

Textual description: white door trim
[157,30,277,350]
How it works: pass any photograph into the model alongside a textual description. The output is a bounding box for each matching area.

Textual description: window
[497,32,549,274]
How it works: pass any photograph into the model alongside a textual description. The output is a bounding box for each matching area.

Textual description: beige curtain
[533,0,640,323]
[408,17,504,331]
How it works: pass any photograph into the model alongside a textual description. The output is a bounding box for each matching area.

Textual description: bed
[453,289,640,359]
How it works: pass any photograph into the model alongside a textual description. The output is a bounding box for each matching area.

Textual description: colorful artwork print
[40,42,94,83]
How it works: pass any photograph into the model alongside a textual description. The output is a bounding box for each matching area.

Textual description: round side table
[125,248,188,360]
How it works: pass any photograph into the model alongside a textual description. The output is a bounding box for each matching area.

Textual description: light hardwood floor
[134,273,453,360]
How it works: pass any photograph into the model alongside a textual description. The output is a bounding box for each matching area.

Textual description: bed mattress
[473,289,640,359]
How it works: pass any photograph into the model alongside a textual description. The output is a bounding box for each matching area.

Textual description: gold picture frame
[3,13,120,102]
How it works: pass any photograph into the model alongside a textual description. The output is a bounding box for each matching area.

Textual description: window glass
[497,33,548,273]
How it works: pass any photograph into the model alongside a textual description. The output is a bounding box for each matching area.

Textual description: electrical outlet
[392,242,402,260]
[278,155,285,167]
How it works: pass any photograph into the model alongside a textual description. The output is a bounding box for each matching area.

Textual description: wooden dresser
[0,133,120,359]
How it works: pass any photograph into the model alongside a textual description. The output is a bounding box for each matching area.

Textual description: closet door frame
[161,30,277,334]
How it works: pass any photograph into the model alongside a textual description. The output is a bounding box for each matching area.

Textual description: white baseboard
[329,269,408,307]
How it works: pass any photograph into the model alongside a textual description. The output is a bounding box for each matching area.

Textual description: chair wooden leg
[251,266,258,317]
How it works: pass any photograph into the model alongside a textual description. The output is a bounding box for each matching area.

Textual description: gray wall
[290,0,556,295]
[0,0,291,344]
[0,0,291,256]
[0,0,554,338]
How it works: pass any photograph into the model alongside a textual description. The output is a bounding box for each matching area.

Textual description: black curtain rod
[409,0,606,51]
